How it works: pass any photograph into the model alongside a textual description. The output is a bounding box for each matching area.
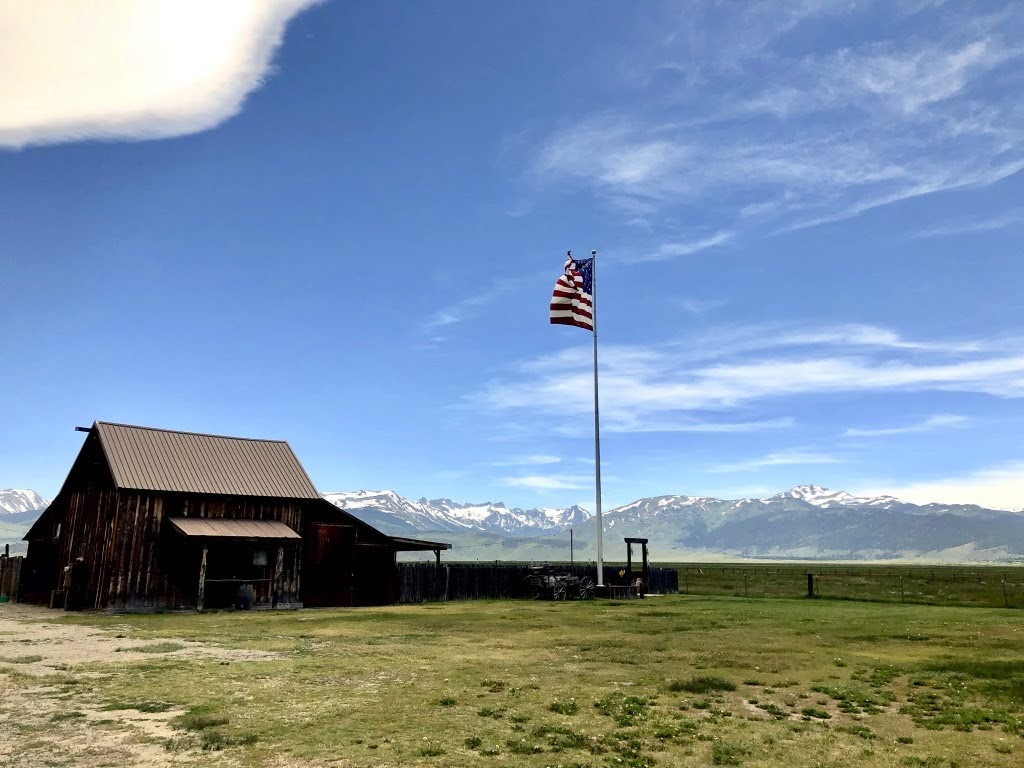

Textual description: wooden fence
[397,563,678,603]
[0,555,23,602]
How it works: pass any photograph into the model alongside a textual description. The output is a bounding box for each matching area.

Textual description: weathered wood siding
[36,489,305,610]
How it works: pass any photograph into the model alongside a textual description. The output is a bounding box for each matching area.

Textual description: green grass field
[3,592,1024,767]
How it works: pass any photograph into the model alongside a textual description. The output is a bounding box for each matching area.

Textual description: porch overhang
[168,518,301,540]
[389,536,452,552]
[389,536,451,565]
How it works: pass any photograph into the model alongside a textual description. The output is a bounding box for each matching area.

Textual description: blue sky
[3,1,1024,511]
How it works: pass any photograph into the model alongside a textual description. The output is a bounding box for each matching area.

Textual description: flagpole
[590,249,604,588]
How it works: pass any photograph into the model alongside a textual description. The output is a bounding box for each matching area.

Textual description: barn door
[303,524,356,607]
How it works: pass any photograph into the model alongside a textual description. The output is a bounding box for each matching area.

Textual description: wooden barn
[21,422,449,611]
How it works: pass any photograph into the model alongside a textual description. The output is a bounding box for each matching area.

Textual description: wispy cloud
[420,274,539,347]
[421,296,490,334]
[911,213,1022,238]
[468,324,1024,433]
[557,416,794,438]
[501,474,590,491]
[0,1,320,148]
[709,450,844,473]
[844,414,968,437]
[528,6,1024,239]
[632,232,734,263]
[859,460,1024,511]
[490,455,562,467]
[772,37,1016,118]
[677,297,726,315]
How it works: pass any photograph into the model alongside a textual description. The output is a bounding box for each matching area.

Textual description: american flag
[549,252,594,331]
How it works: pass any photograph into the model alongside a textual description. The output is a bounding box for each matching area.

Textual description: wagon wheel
[553,584,567,601]
[578,576,595,600]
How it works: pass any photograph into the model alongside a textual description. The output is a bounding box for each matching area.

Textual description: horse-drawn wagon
[525,566,595,600]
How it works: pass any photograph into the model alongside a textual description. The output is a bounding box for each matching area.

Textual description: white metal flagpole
[590,249,604,588]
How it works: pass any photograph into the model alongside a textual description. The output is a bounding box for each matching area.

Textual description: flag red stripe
[550,305,592,320]
[549,260,594,331]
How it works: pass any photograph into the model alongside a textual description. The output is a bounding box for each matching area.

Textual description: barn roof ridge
[93,420,291,444]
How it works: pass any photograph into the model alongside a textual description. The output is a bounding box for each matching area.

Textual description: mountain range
[321,490,591,536]
[5,485,1024,562]
[321,485,1024,563]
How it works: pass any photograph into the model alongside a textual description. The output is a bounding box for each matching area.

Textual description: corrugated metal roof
[94,421,320,499]
[169,517,301,539]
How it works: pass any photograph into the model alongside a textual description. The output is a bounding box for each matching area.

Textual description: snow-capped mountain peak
[768,485,903,508]
[0,489,49,515]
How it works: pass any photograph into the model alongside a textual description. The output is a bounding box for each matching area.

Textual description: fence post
[10,557,19,603]
[1002,578,1009,609]
[899,576,904,603]
[807,573,814,599]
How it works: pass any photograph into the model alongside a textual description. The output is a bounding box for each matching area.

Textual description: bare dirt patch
[0,604,279,673]
[0,604,279,767]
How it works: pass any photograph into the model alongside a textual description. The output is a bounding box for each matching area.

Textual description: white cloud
[786,38,1014,117]
[677,297,725,315]
[911,213,1022,238]
[0,0,320,148]
[491,455,562,467]
[633,232,734,263]
[529,7,1024,238]
[469,324,1024,432]
[501,475,590,491]
[709,450,844,473]
[420,274,539,346]
[859,461,1024,511]
[844,414,968,437]
[557,416,794,437]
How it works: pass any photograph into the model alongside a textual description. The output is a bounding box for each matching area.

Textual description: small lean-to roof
[93,421,320,499]
[169,518,301,540]
[389,536,452,552]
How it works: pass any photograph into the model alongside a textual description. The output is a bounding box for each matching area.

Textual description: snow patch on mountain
[769,485,902,509]
[0,489,49,515]
[322,490,592,536]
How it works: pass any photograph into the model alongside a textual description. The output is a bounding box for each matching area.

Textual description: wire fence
[675,564,1024,608]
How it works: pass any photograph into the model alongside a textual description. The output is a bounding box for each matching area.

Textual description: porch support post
[273,545,285,608]
[641,542,649,597]
[197,545,208,611]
